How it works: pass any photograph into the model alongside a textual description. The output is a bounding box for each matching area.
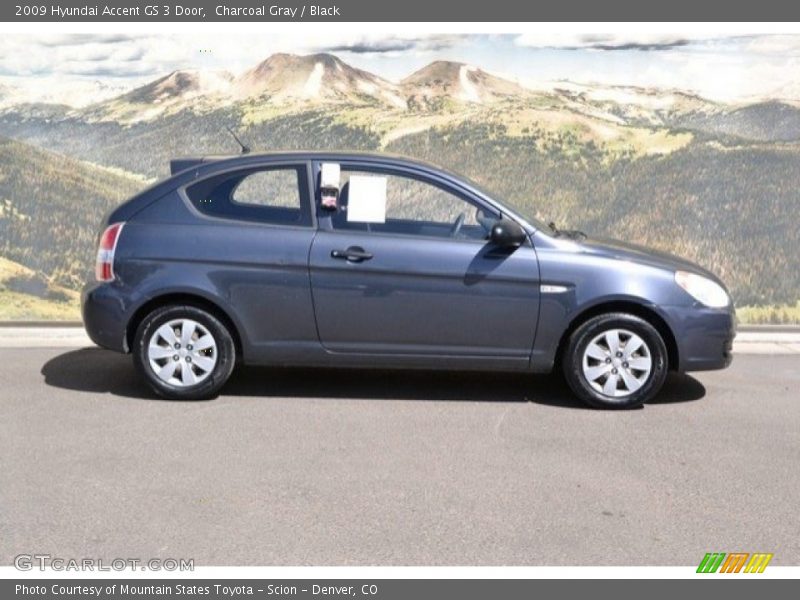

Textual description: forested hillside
[0,137,142,290]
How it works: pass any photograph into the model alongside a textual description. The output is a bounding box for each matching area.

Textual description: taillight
[95,222,124,282]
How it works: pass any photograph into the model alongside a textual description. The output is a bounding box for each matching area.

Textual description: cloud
[0,73,150,108]
[64,64,161,78]
[584,40,690,51]
[0,35,169,79]
[323,40,417,54]
[743,34,800,56]
[119,48,147,62]
[319,35,459,55]
[515,33,710,51]
[37,34,139,47]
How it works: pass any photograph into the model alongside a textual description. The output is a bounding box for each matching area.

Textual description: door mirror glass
[489,219,526,248]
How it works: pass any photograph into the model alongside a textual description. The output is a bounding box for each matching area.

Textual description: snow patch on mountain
[303,62,324,98]
[458,66,481,103]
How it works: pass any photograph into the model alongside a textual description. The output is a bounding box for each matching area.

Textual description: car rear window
[185,165,311,226]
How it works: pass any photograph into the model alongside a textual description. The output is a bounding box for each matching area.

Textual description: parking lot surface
[1,348,798,565]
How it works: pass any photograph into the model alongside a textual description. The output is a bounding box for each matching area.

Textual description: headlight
[674,271,730,308]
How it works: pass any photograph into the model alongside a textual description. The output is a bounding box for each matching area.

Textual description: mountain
[0,77,135,111]
[543,82,719,126]
[0,256,79,320]
[402,61,528,108]
[0,102,71,121]
[78,53,409,124]
[556,84,800,142]
[120,70,233,105]
[2,54,798,142]
[0,54,798,316]
[673,100,800,142]
[22,52,793,144]
[0,136,143,291]
[83,69,234,123]
[234,53,406,108]
[0,82,15,107]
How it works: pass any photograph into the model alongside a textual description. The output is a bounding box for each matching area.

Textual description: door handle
[331,247,373,262]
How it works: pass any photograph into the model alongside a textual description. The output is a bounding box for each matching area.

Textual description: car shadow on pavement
[41,347,706,408]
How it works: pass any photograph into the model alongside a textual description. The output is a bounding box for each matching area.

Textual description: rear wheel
[133,305,236,400]
[562,313,668,409]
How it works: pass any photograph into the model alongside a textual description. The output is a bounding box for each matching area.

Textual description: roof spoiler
[169,157,213,175]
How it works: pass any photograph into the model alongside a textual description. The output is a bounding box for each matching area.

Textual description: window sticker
[346,176,387,223]
[320,163,341,211]
[320,163,340,188]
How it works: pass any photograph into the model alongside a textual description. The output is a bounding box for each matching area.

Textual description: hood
[574,235,723,283]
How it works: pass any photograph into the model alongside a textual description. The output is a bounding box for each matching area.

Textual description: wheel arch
[555,300,679,371]
[126,292,244,360]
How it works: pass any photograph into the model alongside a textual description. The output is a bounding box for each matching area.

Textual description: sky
[1,32,800,105]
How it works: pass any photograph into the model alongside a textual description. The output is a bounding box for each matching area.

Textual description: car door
[174,161,320,362]
[308,161,541,368]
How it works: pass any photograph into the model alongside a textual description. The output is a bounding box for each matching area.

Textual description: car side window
[232,169,299,208]
[186,165,310,226]
[331,169,496,241]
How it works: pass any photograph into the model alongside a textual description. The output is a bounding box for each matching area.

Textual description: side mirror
[489,219,526,248]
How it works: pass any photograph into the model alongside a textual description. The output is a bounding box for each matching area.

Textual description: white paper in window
[346,176,387,223]
[320,163,340,188]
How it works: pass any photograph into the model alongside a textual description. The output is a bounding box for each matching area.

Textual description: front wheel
[133,305,236,400]
[562,313,668,409]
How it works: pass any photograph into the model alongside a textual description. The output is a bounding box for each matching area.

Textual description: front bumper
[661,304,736,372]
[81,282,132,353]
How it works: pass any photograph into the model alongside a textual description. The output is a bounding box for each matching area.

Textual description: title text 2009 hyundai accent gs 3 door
[82,152,735,408]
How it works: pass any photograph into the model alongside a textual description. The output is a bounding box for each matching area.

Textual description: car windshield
[454,172,550,232]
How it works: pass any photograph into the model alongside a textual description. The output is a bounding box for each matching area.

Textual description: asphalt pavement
[1,347,798,566]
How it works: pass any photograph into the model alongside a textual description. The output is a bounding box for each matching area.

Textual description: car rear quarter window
[185,165,311,226]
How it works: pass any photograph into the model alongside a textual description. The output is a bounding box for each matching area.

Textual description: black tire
[562,313,668,409]
[133,305,236,400]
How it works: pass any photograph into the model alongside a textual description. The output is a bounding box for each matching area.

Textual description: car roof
[170,150,484,194]
[183,150,451,172]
